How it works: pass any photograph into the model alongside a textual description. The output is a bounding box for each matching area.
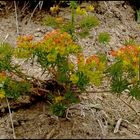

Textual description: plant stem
[74,89,111,94]
[71,6,75,30]
[28,1,40,25]
[11,68,45,84]
[138,53,140,81]
[70,1,76,37]
[14,1,19,36]
[31,87,49,93]
[6,97,16,139]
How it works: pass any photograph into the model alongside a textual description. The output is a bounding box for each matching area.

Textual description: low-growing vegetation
[0,29,107,117]
[43,1,99,39]
[0,29,140,117]
[1,0,140,139]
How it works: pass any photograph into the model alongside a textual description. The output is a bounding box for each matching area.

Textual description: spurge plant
[0,29,107,117]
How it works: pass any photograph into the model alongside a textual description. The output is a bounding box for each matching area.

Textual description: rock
[89,103,103,110]
[34,32,42,37]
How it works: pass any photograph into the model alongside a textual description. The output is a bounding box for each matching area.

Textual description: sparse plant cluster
[15,29,108,116]
[107,45,140,100]
[43,1,111,45]
[43,1,100,38]
[98,32,110,44]
[0,30,107,117]
[1,29,140,117]
[0,43,32,99]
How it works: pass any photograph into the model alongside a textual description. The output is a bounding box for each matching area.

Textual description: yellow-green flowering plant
[107,44,140,100]
[0,43,31,100]
[0,71,6,99]
[14,29,107,117]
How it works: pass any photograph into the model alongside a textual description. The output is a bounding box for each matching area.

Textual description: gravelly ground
[0,1,140,139]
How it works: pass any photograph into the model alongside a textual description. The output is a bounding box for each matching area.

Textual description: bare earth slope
[0,1,140,139]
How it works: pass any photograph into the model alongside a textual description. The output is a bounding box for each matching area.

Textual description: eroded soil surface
[0,1,140,139]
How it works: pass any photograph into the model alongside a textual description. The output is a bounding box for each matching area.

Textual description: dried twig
[14,1,19,36]
[80,107,85,117]
[75,90,111,94]
[6,97,16,139]
[97,118,107,137]
[27,1,40,25]
[66,108,71,120]
[123,119,139,129]
[38,1,44,10]
[104,1,113,15]
[46,128,56,139]
[119,97,140,117]
[21,1,29,13]
[2,34,9,43]
[11,68,45,84]
[114,118,122,133]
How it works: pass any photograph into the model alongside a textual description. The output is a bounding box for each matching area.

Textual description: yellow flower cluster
[15,35,34,58]
[15,30,81,60]
[54,96,64,103]
[110,45,140,73]
[0,71,6,83]
[77,53,100,71]
[70,74,79,84]
[47,53,57,62]
[0,72,6,99]
[76,5,94,15]
[0,89,5,99]
[17,35,34,49]
[55,17,64,24]
[36,29,81,62]
[86,5,94,12]
[76,53,106,85]
[76,6,87,15]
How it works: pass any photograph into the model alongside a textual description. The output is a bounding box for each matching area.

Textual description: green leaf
[57,57,69,83]
[76,71,89,90]
[129,82,140,100]
[111,78,129,94]
[51,103,67,117]
[3,78,31,99]
[64,90,79,104]
[79,15,99,30]
[106,60,123,79]
[0,42,13,71]
[98,32,110,44]
[70,1,77,9]
[35,50,50,68]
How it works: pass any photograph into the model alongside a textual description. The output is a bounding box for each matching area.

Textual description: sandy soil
[0,1,140,139]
